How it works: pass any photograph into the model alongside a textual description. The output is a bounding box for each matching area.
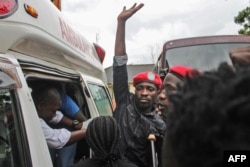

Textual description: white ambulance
[0,0,113,166]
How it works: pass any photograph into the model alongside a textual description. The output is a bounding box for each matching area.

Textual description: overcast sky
[61,0,250,68]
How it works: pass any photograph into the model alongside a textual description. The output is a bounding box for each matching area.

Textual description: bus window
[87,83,113,116]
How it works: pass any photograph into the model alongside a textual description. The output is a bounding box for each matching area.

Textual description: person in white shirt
[32,87,86,149]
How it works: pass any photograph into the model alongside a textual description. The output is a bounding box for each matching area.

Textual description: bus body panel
[154,35,250,76]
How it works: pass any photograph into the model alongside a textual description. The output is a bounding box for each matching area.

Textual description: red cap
[133,71,162,89]
[169,65,197,80]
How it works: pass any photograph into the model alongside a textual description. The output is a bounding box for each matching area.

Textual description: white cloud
[61,0,250,68]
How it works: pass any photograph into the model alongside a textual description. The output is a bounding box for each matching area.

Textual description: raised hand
[117,3,144,22]
[229,45,250,66]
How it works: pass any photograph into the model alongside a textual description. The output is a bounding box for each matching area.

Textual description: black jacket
[113,62,166,167]
[72,158,137,167]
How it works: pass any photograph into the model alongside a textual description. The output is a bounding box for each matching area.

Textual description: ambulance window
[87,84,113,116]
[0,89,26,167]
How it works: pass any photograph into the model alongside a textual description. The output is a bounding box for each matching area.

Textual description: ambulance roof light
[0,0,18,18]
[51,0,61,10]
[93,43,105,64]
[24,4,38,18]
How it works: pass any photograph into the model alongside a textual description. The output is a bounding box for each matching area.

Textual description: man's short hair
[162,62,250,167]
[32,86,60,106]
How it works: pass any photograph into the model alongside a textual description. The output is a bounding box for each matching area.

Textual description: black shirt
[113,57,166,167]
[72,158,137,167]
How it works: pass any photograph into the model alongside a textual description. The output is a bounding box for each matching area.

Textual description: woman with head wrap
[72,116,137,167]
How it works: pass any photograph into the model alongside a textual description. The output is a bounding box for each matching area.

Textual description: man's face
[134,82,158,112]
[38,98,62,122]
[156,89,170,122]
[163,73,183,95]
[158,89,170,112]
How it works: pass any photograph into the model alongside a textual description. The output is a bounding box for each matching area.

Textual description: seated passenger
[32,87,87,166]
[49,90,87,167]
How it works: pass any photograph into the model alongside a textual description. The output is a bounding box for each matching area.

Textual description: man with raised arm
[113,3,166,167]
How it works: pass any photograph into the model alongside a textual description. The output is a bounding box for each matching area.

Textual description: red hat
[133,71,162,89]
[169,65,197,80]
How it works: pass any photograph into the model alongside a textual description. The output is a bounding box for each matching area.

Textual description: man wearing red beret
[156,65,199,124]
[163,65,197,95]
[112,3,166,167]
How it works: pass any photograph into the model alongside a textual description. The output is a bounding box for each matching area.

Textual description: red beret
[169,65,197,80]
[133,71,162,89]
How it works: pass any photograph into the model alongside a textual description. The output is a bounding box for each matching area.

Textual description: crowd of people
[32,2,250,167]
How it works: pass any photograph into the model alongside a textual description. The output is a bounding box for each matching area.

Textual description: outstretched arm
[66,129,86,146]
[115,3,144,56]
[229,45,250,66]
